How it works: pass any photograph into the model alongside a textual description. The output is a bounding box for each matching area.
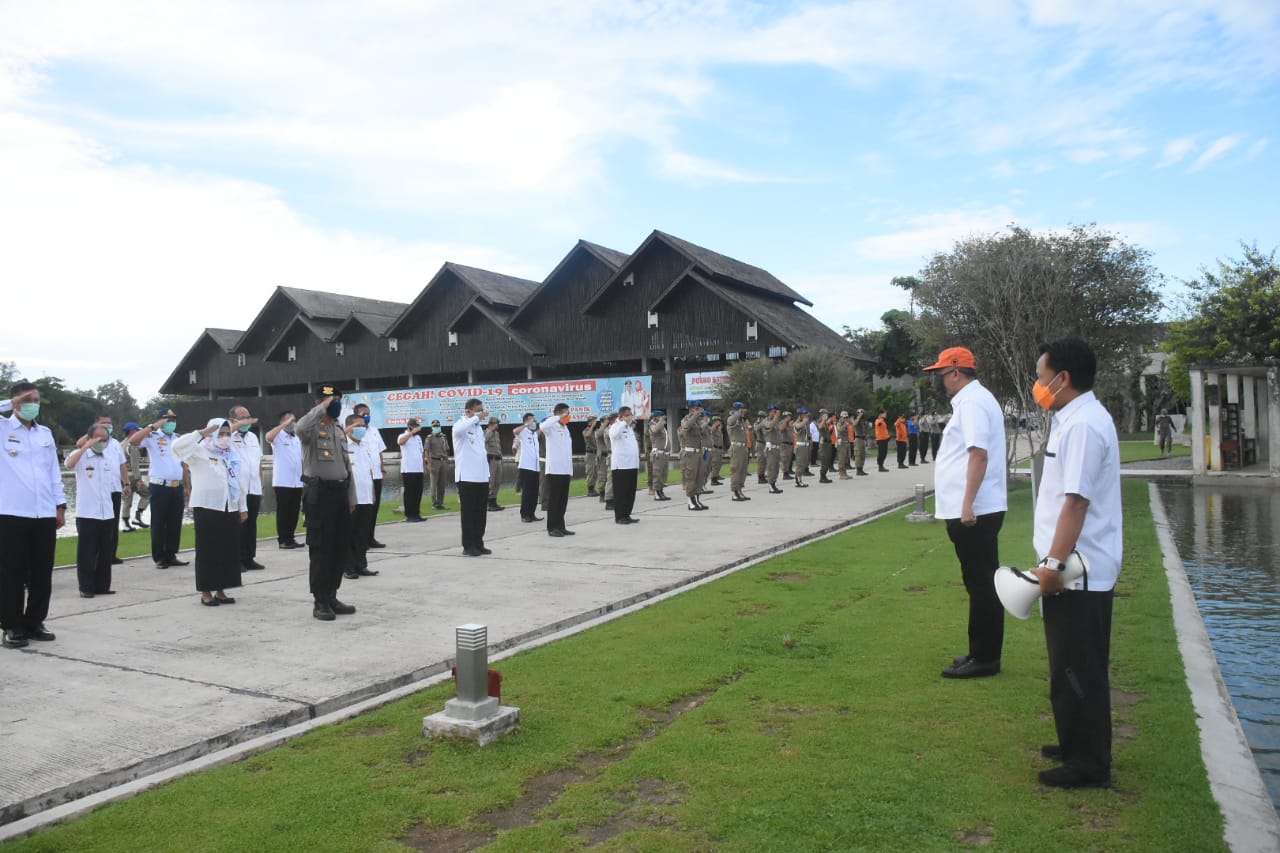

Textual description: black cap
[318,384,338,398]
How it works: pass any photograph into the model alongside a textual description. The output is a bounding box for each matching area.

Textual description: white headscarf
[203,418,242,504]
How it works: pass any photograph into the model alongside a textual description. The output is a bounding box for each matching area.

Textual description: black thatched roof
[278,286,408,320]
[509,239,629,326]
[446,263,539,308]
[653,231,811,306]
[206,328,244,351]
[160,328,245,392]
[449,298,545,355]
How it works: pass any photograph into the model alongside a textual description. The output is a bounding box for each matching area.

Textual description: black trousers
[349,504,373,570]
[306,481,351,601]
[896,441,908,467]
[275,486,302,544]
[930,432,942,457]
[239,493,261,564]
[110,491,122,560]
[518,468,540,520]
[612,468,638,520]
[819,442,834,478]
[876,439,889,469]
[402,472,424,519]
[369,478,383,542]
[908,434,919,464]
[457,481,488,549]
[945,512,1006,664]
[0,515,57,631]
[1044,589,1114,775]
[544,473,570,532]
[918,434,930,462]
[76,517,114,594]
[148,483,185,563]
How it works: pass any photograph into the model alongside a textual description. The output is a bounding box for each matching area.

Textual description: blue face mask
[352,426,367,440]
[18,402,40,421]
[361,414,371,425]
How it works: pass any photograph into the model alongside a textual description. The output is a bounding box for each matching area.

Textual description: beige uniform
[696,419,713,492]
[122,439,150,518]
[726,412,750,491]
[762,414,783,485]
[598,420,613,501]
[710,425,726,483]
[648,418,669,492]
[779,418,795,478]
[485,428,502,500]
[426,432,450,508]
[794,417,811,483]
[583,424,599,493]
[836,417,852,475]
[679,413,704,498]
[753,418,768,483]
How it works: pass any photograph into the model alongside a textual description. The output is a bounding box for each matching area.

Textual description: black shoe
[1038,765,1110,789]
[898,464,908,469]
[80,591,95,598]
[155,561,170,570]
[615,517,633,524]
[214,595,236,605]
[111,557,124,565]
[355,567,379,576]
[711,478,723,485]
[909,462,917,466]
[819,478,832,484]
[28,624,55,641]
[941,658,1001,679]
[405,516,426,523]
[369,540,387,548]
[700,488,714,494]
[433,503,446,510]
[856,470,868,476]
[169,558,190,566]
[769,486,784,494]
[556,530,574,536]
[627,516,640,523]
[242,560,265,571]
[795,482,809,488]
[522,515,543,523]
[329,598,356,615]
[879,467,889,473]
[783,473,793,480]
[952,654,972,667]
[757,478,767,485]
[134,515,149,528]
[1041,744,1063,760]
[313,601,336,621]
[463,547,485,556]
[279,541,301,549]
[549,529,566,537]
[122,521,134,532]
[344,571,360,579]
[201,596,220,607]
[587,489,599,497]
[3,629,29,648]
[97,590,117,595]
[478,546,494,553]
[688,501,700,511]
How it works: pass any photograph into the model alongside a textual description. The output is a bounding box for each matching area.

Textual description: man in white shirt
[344,414,381,579]
[514,413,544,524]
[352,403,387,549]
[230,405,266,571]
[1030,338,1122,789]
[266,411,304,548]
[540,402,576,537]
[609,407,641,524]
[91,414,129,567]
[398,419,427,522]
[453,399,492,556]
[924,346,1009,679]
[128,407,190,569]
[67,424,123,597]
[0,382,67,648]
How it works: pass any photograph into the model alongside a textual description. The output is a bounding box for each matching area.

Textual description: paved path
[0,466,932,829]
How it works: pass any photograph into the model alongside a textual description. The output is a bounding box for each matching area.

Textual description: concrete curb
[0,496,919,842]
[1148,484,1280,853]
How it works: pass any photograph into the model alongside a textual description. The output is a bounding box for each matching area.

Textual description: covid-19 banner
[684,370,731,400]
[344,375,654,427]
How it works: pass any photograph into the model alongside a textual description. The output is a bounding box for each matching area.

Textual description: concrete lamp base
[422,705,521,747]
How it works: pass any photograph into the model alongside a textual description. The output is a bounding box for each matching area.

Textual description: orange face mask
[1033,372,1065,410]
[559,414,571,425]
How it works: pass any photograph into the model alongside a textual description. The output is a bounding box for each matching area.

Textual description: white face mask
[215,435,232,450]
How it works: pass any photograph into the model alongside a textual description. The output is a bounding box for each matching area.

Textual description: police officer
[835,410,853,479]
[1,383,67,648]
[129,408,190,569]
[648,411,671,501]
[779,410,795,480]
[709,416,726,485]
[398,417,427,522]
[597,412,615,508]
[696,410,714,495]
[296,386,357,621]
[267,411,304,547]
[725,401,751,501]
[120,422,151,531]
[792,409,811,488]
[754,411,768,484]
[852,408,871,476]
[679,400,708,511]
[583,415,600,497]
[762,404,784,494]
[817,409,835,483]
[426,419,451,510]
[230,405,266,571]
[484,416,504,511]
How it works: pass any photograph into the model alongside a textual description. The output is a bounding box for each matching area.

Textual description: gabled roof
[652,270,872,360]
[583,230,812,312]
[160,328,244,393]
[448,297,545,355]
[332,311,401,341]
[509,239,630,325]
[389,262,540,337]
[235,286,408,352]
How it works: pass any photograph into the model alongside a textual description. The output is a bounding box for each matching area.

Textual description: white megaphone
[995,551,1089,620]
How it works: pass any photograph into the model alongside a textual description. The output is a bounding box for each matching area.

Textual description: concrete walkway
[0,466,930,831]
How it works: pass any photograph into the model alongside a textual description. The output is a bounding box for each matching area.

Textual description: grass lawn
[1014,442,1189,470]
[55,468,687,567]
[20,480,1223,852]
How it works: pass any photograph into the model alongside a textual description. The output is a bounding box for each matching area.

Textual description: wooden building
[163,230,874,440]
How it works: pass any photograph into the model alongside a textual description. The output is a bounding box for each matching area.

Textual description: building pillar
[526,364,533,380]
[641,356,649,373]
[208,389,215,401]
[407,374,415,387]
[354,377,362,391]
[1267,364,1280,475]
[467,369,475,384]
[1190,368,1206,475]
[1208,373,1223,471]
[1241,374,1258,451]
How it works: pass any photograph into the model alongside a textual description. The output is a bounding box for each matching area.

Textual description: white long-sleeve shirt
[539,415,574,475]
[0,403,65,518]
[452,415,489,483]
[609,420,639,470]
[171,432,249,513]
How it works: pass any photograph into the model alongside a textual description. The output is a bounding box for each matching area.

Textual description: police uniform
[792,410,811,487]
[134,408,187,568]
[709,418,726,485]
[231,425,264,570]
[779,412,795,480]
[426,423,451,509]
[597,416,614,504]
[725,404,751,500]
[121,424,151,527]
[762,407,783,492]
[296,386,355,619]
[648,412,671,500]
[836,413,852,477]
[679,402,708,510]
[753,412,768,484]
[583,418,600,495]
[852,410,871,475]
[696,414,714,494]
[484,419,504,510]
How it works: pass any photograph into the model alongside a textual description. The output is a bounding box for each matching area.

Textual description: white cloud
[1157,136,1197,168]
[1190,134,1243,171]
[848,206,1019,265]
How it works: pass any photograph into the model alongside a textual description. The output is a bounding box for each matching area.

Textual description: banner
[684,370,731,400]
[344,375,654,427]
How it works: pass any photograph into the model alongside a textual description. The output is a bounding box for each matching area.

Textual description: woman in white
[172,418,249,606]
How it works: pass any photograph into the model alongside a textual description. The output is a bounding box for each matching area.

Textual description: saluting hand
[230,417,258,431]
[10,388,38,410]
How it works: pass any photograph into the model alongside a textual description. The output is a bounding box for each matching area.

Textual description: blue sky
[2,0,1277,401]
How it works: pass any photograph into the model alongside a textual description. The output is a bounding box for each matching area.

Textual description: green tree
[912,223,1162,457]
[0,361,19,390]
[96,380,142,429]
[719,349,870,415]
[1164,243,1280,400]
[33,377,99,445]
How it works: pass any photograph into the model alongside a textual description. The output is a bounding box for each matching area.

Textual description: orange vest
[895,418,908,442]
[874,418,890,441]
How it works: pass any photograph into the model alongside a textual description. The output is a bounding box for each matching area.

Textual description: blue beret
[795,408,808,414]
[687,399,703,408]
[732,401,745,408]
[651,410,665,416]
[768,402,780,410]
[123,421,141,432]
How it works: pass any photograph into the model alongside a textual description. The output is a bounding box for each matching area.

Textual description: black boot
[769,484,784,494]
[688,496,699,511]
[134,511,149,528]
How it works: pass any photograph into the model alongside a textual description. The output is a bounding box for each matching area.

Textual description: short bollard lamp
[906,484,934,522]
[422,624,520,746]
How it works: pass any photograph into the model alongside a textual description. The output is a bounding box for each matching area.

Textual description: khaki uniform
[762,414,783,486]
[679,413,705,499]
[710,426,726,483]
[794,417,811,484]
[836,417,852,476]
[697,419,714,492]
[726,411,750,491]
[598,421,613,501]
[779,417,795,479]
[648,418,669,493]
[853,415,871,474]
[426,432,450,508]
[485,427,502,501]
[754,417,768,483]
[583,424,599,493]
[122,439,150,519]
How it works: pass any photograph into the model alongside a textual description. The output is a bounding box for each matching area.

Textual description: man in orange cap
[923,347,1008,679]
